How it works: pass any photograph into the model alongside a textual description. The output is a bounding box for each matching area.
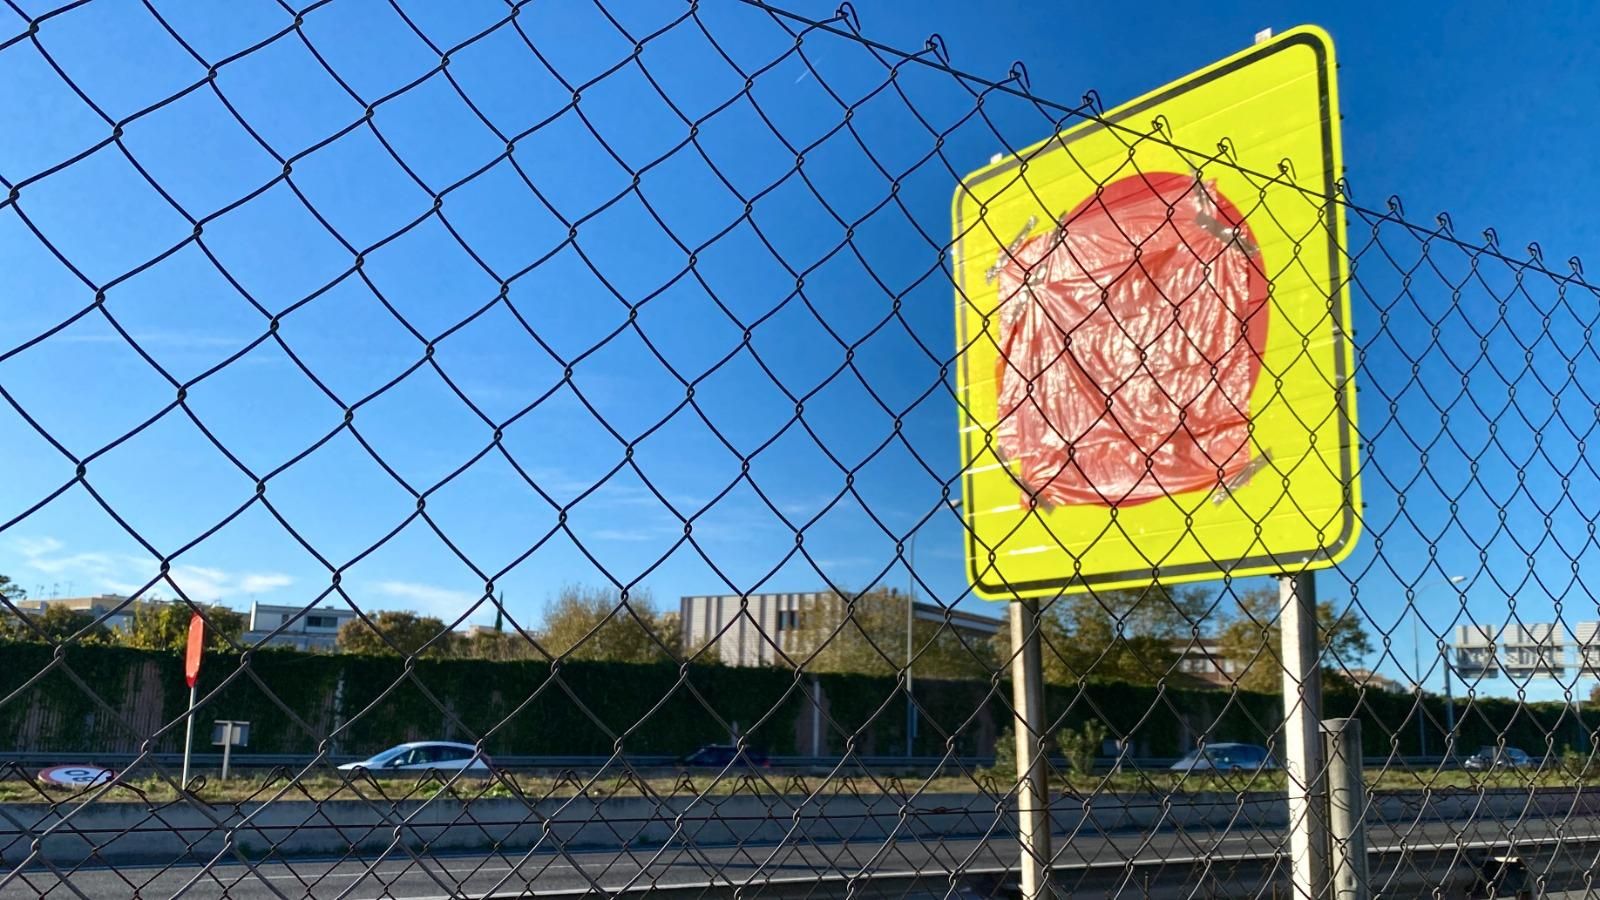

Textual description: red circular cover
[990,171,1269,508]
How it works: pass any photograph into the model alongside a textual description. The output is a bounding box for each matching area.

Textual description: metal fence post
[220,722,234,782]
[1323,717,1370,900]
[1280,572,1328,899]
[1011,598,1051,899]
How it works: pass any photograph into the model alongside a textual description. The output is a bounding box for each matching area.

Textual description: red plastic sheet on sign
[184,614,204,688]
[990,172,1269,509]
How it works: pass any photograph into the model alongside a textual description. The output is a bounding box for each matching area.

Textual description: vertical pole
[221,722,234,781]
[906,538,917,759]
[1280,572,1328,899]
[1323,717,1370,900]
[181,683,197,789]
[1412,614,1426,759]
[1577,687,1587,752]
[811,676,823,757]
[1442,644,1457,756]
[1011,599,1051,900]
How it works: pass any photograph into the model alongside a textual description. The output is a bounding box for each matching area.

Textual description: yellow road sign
[952,26,1360,599]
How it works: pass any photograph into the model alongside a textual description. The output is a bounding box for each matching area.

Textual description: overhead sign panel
[952,26,1360,599]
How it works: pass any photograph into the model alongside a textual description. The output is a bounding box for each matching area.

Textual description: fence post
[1010,598,1051,899]
[810,676,823,757]
[1323,717,1370,900]
[1280,572,1328,899]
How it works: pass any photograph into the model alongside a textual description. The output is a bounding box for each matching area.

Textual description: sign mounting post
[181,612,204,790]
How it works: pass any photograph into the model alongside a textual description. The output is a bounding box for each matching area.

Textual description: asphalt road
[4,818,1594,899]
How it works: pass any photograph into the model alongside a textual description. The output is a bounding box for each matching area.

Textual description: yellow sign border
[952,26,1360,599]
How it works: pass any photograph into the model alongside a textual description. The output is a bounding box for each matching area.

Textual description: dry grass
[2,764,1591,806]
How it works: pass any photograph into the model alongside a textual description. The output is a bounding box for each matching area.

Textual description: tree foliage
[536,585,681,663]
[786,589,997,679]
[0,602,112,644]
[122,600,246,651]
[988,586,1209,686]
[453,627,548,661]
[1215,589,1375,693]
[337,610,450,657]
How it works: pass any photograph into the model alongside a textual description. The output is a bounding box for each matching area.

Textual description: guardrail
[0,752,1006,773]
[0,751,1471,774]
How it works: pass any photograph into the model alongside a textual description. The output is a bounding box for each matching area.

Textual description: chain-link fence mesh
[0,2,1596,898]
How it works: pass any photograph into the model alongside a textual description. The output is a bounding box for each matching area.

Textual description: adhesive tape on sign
[38,765,114,787]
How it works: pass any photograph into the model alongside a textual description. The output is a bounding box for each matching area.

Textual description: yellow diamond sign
[952,26,1360,599]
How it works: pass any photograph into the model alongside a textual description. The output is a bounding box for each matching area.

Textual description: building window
[777,610,798,630]
[306,615,339,629]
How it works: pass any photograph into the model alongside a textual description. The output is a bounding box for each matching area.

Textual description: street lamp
[1412,574,1467,759]
[906,498,961,759]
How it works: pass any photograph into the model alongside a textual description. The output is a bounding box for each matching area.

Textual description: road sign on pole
[952,27,1355,900]
[952,26,1359,599]
[212,720,250,781]
[181,613,203,790]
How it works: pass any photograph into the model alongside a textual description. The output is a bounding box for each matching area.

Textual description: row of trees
[2,570,1375,692]
[334,585,683,662]
[782,585,1376,693]
[0,575,683,663]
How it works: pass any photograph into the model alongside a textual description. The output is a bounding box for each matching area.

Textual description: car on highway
[1463,745,1534,771]
[1169,743,1277,773]
[338,741,491,774]
[680,744,770,769]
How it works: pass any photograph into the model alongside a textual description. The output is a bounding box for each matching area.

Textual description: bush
[1059,720,1109,776]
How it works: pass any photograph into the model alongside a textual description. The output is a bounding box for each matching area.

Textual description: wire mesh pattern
[1,2,1598,899]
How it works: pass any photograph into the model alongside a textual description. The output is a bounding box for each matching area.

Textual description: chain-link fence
[1,2,1596,898]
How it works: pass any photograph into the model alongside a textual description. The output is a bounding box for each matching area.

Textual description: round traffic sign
[37,765,114,787]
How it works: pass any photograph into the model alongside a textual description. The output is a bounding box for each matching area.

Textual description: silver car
[338,741,491,774]
[1170,742,1277,773]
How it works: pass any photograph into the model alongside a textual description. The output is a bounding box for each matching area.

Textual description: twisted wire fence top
[1,1,1598,898]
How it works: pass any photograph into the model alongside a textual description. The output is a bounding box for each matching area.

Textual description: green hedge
[0,644,804,757]
[0,642,1586,760]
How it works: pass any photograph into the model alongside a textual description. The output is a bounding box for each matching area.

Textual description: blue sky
[1,1,1597,701]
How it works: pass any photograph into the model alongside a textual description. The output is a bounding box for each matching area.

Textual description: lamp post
[1412,574,1466,760]
[906,533,916,759]
[906,499,960,759]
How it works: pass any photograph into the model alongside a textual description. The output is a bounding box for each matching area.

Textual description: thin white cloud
[11,536,64,557]
[375,581,486,621]
[240,573,294,593]
[167,565,230,601]
[6,536,293,603]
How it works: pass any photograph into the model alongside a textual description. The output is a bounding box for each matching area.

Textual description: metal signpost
[211,720,251,781]
[1281,573,1330,897]
[951,26,1359,900]
[1009,600,1052,899]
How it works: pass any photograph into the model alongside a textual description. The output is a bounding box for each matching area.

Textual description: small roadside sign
[952,26,1360,598]
[37,765,114,788]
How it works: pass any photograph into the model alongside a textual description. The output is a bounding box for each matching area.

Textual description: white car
[338,741,491,774]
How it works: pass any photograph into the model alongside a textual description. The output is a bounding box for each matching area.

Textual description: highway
[6,816,1597,899]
